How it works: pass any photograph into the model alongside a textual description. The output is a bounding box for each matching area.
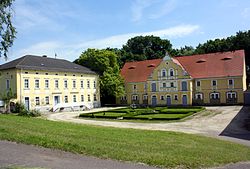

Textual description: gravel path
[0,140,159,169]
[46,106,250,146]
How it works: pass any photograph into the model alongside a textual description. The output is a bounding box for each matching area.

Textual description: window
[94,94,97,101]
[88,94,91,102]
[73,80,76,88]
[144,83,147,90]
[35,97,40,105]
[196,81,201,87]
[73,95,77,102]
[55,80,59,88]
[6,80,10,89]
[162,83,166,88]
[93,81,96,89]
[162,69,166,77]
[121,96,127,100]
[160,95,164,100]
[132,95,138,101]
[174,95,178,100]
[170,82,174,88]
[195,93,203,99]
[169,69,174,77]
[80,80,84,88]
[181,81,187,91]
[64,80,68,88]
[81,95,84,102]
[210,93,220,99]
[212,80,217,86]
[143,95,148,100]
[45,79,49,89]
[227,92,237,99]
[87,80,90,88]
[64,96,68,103]
[133,85,137,90]
[228,79,234,86]
[45,96,49,104]
[24,79,29,89]
[35,79,39,89]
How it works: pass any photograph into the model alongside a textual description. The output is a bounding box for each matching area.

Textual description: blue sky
[3,0,250,63]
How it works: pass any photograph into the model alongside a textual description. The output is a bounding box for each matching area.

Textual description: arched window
[162,69,166,77]
[169,68,174,77]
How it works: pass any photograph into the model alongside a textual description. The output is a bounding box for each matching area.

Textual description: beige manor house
[0,55,101,112]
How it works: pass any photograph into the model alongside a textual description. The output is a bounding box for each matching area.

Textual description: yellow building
[118,50,246,106]
[0,55,100,111]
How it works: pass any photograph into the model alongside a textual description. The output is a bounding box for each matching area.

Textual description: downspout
[20,68,22,102]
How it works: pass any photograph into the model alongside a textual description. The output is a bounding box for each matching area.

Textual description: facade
[118,50,247,106]
[0,55,100,112]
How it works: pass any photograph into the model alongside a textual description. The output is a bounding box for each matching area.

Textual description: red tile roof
[175,50,245,78]
[120,50,245,83]
[121,59,162,83]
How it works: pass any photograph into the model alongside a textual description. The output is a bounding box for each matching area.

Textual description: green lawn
[0,115,250,168]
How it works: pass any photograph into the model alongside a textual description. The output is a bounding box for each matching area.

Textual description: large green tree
[75,49,125,104]
[121,35,172,62]
[0,0,16,59]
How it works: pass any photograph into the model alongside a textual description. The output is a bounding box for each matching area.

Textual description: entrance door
[166,96,171,106]
[182,95,187,106]
[152,96,157,106]
[24,97,29,110]
[54,96,60,105]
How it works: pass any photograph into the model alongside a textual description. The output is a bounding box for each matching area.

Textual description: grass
[80,106,203,121]
[0,115,250,169]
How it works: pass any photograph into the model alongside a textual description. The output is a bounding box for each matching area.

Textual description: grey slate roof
[0,55,96,74]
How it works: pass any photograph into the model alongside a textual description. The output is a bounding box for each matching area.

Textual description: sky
[2,0,250,63]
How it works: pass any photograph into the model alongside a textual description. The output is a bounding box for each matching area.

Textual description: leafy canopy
[0,0,16,59]
[75,49,125,102]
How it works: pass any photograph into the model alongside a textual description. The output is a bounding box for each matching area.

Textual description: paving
[0,140,159,169]
[46,106,250,146]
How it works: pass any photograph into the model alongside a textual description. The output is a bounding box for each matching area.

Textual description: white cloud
[131,0,154,22]
[13,24,200,61]
[241,7,250,18]
[149,0,177,19]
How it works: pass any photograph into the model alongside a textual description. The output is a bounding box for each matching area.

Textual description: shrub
[14,103,41,117]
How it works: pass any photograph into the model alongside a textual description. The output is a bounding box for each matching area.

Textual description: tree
[75,49,125,104]
[1,88,16,113]
[121,35,172,62]
[0,0,16,59]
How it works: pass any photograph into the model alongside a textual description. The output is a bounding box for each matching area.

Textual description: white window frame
[45,79,49,89]
[94,94,97,101]
[227,92,237,99]
[169,68,174,77]
[81,95,84,102]
[162,82,166,88]
[170,82,174,88]
[195,93,203,100]
[93,81,96,89]
[211,80,217,87]
[160,95,164,100]
[174,94,178,100]
[87,80,90,88]
[132,95,138,101]
[45,96,49,105]
[55,80,59,89]
[133,85,137,90]
[73,95,77,102]
[64,80,68,89]
[73,80,76,88]
[196,80,201,87]
[143,95,148,100]
[210,93,220,99]
[24,79,29,89]
[88,94,91,102]
[162,69,166,77]
[80,80,84,88]
[228,79,234,86]
[35,79,40,89]
[35,97,40,105]
[64,96,68,103]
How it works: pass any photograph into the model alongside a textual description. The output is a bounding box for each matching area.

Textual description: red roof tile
[175,50,245,78]
[121,59,162,83]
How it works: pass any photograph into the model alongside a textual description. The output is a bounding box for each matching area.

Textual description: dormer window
[221,57,232,60]
[196,59,206,63]
[148,64,155,67]
[129,66,136,69]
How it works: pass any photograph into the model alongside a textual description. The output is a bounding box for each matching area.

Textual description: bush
[14,103,41,117]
